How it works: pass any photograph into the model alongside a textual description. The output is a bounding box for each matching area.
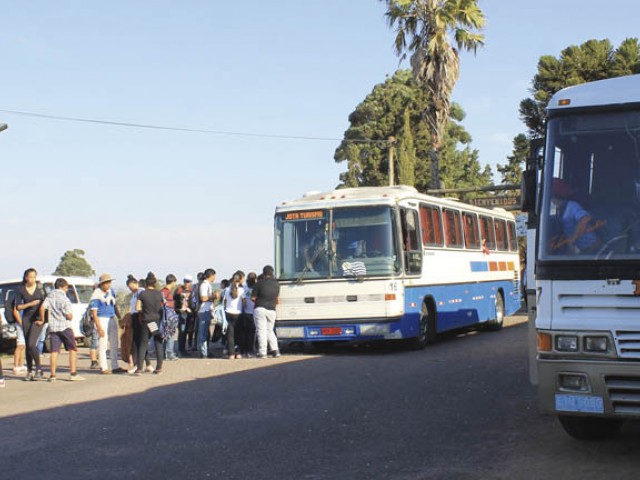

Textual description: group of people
[0,265,280,387]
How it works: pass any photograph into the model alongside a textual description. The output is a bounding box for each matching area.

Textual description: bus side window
[495,219,509,251]
[443,208,463,248]
[401,208,422,274]
[462,212,480,249]
[507,221,518,252]
[419,204,444,246]
[479,215,496,250]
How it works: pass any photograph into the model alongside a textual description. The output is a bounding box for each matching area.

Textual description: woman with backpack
[223,271,245,359]
[135,272,165,375]
[16,268,46,381]
[161,274,179,361]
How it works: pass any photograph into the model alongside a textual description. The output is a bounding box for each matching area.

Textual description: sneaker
[35,370,45,381]
[127,367,138,375]
[48,376,57,383]
[255,354,267,359]
[101,370,112,375]
[270,351,281,358]
[13,367,26,375]
[0,378,6,388]
[133,370,143,376]
[153,369,163,375]
[24,371,34,381]
[145,365,155,373]
[69,374,85,381]
[89,361,100,370]
[112,368,127,374]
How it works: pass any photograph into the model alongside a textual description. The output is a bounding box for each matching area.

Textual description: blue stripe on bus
[403,280,521,334]
[470,261,489,272]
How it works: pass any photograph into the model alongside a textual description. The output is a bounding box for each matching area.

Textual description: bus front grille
[605,375,640,414]
[614,331,640,359]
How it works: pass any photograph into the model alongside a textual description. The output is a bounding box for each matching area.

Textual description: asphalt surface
[2,316,640,479]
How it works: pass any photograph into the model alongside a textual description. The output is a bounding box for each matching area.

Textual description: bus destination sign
[283,210,326,221]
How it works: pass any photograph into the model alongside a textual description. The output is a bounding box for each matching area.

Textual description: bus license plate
[321,327,342,336]
[555,394,604,414]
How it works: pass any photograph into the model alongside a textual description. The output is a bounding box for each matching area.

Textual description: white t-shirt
[224,285,244,314]
[199,281,213,313]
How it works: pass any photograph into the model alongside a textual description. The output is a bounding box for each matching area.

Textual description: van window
[75,285,93,303]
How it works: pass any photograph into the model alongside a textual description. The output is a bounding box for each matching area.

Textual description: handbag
[147,321,159,334]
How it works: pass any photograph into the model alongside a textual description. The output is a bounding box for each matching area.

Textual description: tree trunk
[429,147,441,190]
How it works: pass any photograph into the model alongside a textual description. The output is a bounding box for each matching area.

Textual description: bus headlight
[555,335,579,352]
[584,336,608,352]
[558,373,589,392]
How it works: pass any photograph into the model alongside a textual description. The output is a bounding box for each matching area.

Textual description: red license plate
[321,327,342,336]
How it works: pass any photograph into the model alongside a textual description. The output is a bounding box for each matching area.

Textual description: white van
[0,276,95,340]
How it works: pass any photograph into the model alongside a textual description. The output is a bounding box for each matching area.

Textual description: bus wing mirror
[520,170,537,212]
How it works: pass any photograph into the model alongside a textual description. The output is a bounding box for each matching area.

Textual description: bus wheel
[409,302,436,350]
[558,415,624,441]
[485,293,505,331]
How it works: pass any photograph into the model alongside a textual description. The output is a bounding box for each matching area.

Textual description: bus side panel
[405,279,520,334]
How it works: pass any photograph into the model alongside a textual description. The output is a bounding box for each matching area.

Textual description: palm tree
[383,0,485,189]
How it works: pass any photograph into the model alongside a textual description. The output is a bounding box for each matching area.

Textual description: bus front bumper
[538,357,640,418]
[275,317,405,342]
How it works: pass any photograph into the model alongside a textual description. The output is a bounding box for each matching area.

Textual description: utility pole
[388,136,396,186]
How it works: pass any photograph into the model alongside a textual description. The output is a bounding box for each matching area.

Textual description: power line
[0,108,392,144]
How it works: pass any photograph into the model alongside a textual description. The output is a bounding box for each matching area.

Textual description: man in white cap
[90,274,124,374]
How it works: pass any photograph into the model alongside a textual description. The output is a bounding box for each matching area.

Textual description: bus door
[400,207,422,275]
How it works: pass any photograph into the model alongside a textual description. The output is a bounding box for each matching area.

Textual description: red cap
[552,178,573,198]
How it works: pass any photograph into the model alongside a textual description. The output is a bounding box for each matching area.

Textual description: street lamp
[0,123,7,133]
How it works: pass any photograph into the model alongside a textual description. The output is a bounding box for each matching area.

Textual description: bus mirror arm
[521,170,537,212]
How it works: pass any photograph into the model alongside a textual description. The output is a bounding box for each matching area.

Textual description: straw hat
[98,273,115,285]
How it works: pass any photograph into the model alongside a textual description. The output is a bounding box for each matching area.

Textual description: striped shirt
[42,289,73,332]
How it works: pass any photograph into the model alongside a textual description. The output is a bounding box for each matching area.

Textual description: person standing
[197,268,217,358]
[16,268,45,381]
[90,274,125,374]
[135,272,165,374]
[40,278,85,382]
[161,274,179,361]
[252,265,280,359]
[223,271,245,359]
[241,272,258,357]
[127,275,149,373]
[174,275,194,357]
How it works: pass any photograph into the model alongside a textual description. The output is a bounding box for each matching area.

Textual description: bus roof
[548,74,640,112]
[276,185,515,219]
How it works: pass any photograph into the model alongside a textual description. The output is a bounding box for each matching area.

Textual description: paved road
[2,316,640,479]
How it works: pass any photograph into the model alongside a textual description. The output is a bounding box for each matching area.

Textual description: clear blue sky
[0,0,637,286]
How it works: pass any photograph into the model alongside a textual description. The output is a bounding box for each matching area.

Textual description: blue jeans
[198,311,212,357]
[165,335,177,359]
[37,323,49,354]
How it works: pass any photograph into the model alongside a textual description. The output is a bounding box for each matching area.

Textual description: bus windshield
[539,110,640,261]
[275,206,400,280]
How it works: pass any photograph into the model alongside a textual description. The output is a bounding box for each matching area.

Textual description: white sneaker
[69,374,86,381]
[145,365,155,373]
[127,367,138,374]
[0,378,6,388]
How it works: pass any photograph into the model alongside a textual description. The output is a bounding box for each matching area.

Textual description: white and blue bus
[274,185,521,348]
[522,74,640,440]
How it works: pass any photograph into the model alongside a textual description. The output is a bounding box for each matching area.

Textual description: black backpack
[80,307,94,337]
[3,292,17,324]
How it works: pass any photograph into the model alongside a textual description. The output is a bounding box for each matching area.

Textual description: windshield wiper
[296,246,326,284]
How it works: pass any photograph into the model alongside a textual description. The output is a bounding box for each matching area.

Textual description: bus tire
[485,292,505,331]
[558,415,624,441]
[409,301,436,350]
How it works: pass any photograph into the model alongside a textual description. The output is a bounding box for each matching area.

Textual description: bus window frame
[419,203,444,247]
[443,208,464,249]
[494,218,509,251]
[462,211,481,250]
[479,215,496,250]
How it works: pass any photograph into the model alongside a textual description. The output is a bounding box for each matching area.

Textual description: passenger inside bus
[549,178,600,254]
